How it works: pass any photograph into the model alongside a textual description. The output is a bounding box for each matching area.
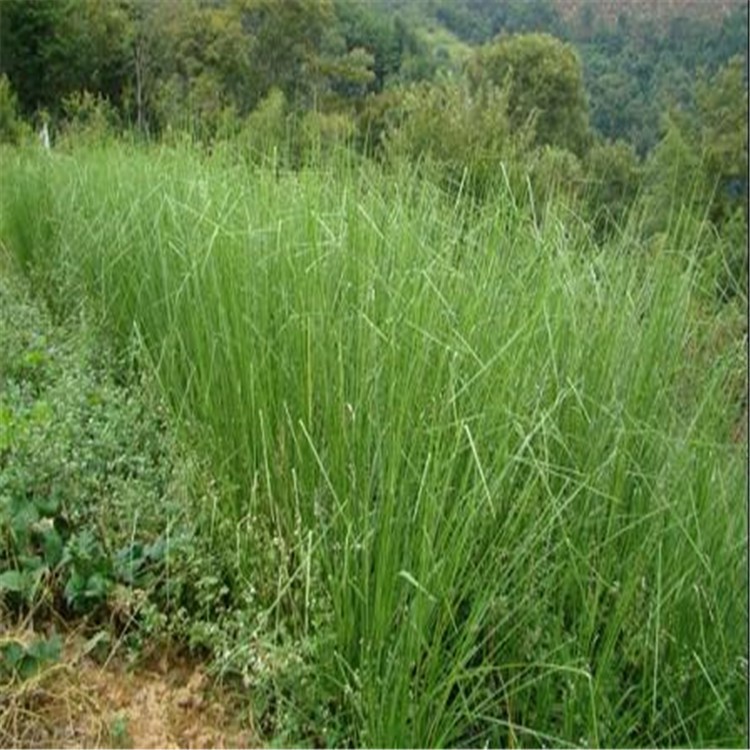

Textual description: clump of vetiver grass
[1,142,746,747]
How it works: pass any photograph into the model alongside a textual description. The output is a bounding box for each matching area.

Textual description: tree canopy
[469,32,591,155]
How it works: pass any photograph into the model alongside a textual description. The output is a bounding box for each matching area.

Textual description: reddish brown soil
[1,630,257,749]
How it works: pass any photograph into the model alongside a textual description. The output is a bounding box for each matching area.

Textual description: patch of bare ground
[1,627,257,749]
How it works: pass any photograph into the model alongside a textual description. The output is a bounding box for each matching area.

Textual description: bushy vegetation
[1,141,746,746]
[0,249,263,689]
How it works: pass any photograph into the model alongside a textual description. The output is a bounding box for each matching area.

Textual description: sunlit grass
[1,143,746,746]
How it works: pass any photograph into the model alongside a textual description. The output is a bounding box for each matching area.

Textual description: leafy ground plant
[0,264,178,619]
[0,258,267,746]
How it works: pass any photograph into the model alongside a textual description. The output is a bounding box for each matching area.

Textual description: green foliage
[583,61,659,156]
[713,208,749,302]
[116,0,377,142]
[528,144,585,211]
[1,0,745,166]
[0,633,62,682]
[0,75,29,145]
[333,0,405,92]
[575,3,748,156]
[316,47,376,107]
[0,212,280,681]
[297,110,356,163]
[469,32,592,155]
[694,56,748,226]
[232,88,290,164]
[147,0,252,137]
[0,265,189,623]
[0,0,131,118]
[56,0,132,109]
[234,0,336,109]
[59,90,120,146]
[584,139,641,236]
[0,0,67,115]
[353,87,406,156]
[637,57,748,301]
[0,5,743,744]
[380,79,534,197]
[641,116,708,235]
[117,0,185,135]
[398,0,563,45]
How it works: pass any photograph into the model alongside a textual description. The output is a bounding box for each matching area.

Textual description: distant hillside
[554,0,744,28]
[374,0,747,46]
[367,0,746,154]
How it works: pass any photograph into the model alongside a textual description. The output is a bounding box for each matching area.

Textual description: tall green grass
[1,143,746,746]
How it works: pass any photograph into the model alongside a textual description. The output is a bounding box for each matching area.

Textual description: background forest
[1,0,748,271]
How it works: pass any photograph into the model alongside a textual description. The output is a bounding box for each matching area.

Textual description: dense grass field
[0,143,747,747]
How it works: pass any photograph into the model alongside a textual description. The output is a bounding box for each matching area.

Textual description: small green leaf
[65,568,112,612]
[26,633,62,664]
[18,554,44,572]
[22,349,48,371]
[116,542,145,585]
[5,634,63,681]
[0,641,25,671]
[35,493,60,517]
[10,502,39,535]
[85,572,111,600]
[42,527,64,566]
[0,569,26,593]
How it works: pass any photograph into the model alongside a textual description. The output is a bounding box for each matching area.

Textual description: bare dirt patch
[1,628,257,749]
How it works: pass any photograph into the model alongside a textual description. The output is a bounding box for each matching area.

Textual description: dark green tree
[468,32,592,155]
[0,0,131,120]
[584,139,641,236]
[234,0,335,109]
[0,74,30,143]
[0,0,69,115]
[333,0,404,93]
[695,56,748,226]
